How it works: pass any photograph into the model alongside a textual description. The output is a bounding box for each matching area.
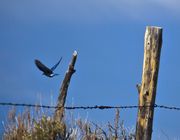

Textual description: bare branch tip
[73,50,78,56]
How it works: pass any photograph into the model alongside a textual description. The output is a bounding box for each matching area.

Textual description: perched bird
[35,57,62,77]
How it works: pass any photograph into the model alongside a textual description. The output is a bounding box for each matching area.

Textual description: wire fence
[0,102,180,111]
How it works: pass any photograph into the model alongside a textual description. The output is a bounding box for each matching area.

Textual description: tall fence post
[54,51,77,122]
[136,26,163,140]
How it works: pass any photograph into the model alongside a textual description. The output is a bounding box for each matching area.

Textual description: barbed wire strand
[0,102,180,111]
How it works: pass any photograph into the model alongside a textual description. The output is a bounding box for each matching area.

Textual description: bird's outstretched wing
[51,57,62,71]
[35,59,52,74]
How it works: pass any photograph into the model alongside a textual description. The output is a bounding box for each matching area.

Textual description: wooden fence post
[54,51,77,122]
[136,26,163,140]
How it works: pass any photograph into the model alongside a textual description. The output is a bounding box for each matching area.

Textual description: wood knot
[136,84,141,94]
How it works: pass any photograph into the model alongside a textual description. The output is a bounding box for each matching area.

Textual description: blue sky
[0,0,180,139]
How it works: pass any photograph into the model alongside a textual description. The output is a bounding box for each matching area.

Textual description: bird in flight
[35,57,62,77]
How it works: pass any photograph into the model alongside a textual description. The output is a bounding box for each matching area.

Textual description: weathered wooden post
[136,26,163,140]
[54,51,77,122]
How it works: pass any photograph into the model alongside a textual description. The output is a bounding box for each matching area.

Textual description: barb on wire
[0,102,180,111]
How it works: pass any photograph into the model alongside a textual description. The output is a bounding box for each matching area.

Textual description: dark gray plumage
[35,57,62,77]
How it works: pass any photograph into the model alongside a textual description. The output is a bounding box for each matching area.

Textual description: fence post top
[146,26,163,30]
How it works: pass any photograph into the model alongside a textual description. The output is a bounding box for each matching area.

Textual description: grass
[3,107,135,140]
